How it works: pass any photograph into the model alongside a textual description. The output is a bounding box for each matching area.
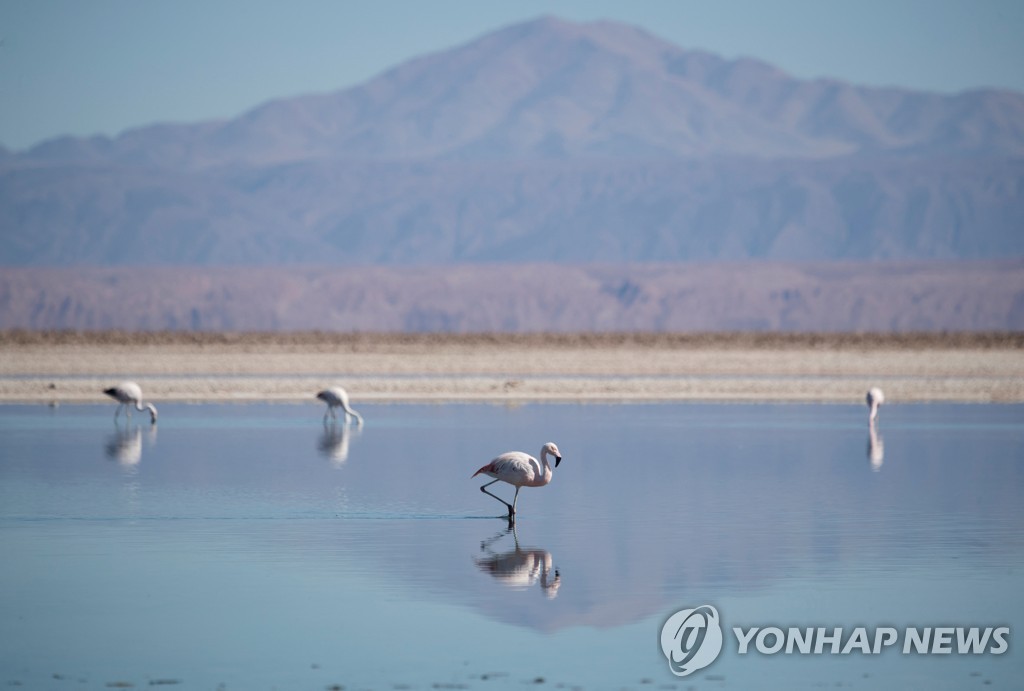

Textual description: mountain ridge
[14,16,1024,168]
[1,16,1022,268]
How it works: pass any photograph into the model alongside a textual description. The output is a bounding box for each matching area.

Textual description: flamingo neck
[538,552,559,597]
[538,449,554,484]
[141,402,157,423]
[340,400,362,422]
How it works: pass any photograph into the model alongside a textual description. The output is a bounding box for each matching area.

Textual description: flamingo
[866,387,885,424]
[103,381,158,424]
[472,442,562,519]
[316,386,363,426]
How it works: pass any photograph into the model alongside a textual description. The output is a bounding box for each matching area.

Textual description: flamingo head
[543,442,562,467]
[542,569,562,600]
[147,404,158,424]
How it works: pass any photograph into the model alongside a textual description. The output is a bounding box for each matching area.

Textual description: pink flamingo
[316,386,363,426]
[867,386,885,424]
[472,442,562,519]
[103,381,158,424]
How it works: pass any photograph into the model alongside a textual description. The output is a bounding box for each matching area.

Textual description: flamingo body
[866,386,885,423]
[473,452,550,488]
[316,386,363,426]
[473,442,562,519]
[103,381,157,424]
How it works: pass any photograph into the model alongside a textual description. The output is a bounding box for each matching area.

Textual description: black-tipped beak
[554,455,562,467]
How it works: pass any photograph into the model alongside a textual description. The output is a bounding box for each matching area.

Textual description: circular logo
[660,605,723,677]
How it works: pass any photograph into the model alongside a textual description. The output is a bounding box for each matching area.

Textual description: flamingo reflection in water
[475,522,561,599]
[318,420,361,467]
[105,422,157,471]
[867,422,884,471]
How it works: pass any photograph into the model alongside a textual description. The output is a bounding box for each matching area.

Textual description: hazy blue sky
[1,0,1022,150]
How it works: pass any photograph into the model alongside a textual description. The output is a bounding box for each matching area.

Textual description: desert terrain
[1,331,1021,404]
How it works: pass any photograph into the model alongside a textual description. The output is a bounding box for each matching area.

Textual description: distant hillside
[2,261,1021,332]
[2,156,1022,266]
[1,16,1023,266]
[18,17,1024,167]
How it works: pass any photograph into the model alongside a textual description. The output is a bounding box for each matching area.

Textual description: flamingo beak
[555,455,562,467]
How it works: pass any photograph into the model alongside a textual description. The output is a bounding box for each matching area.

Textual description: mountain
[2,155,1022,265]
[18,17,1024,168]
[1,16,1023,266]
[2,261,1022,332]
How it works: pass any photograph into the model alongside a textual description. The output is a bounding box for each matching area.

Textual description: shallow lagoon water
[1,402,1022,689]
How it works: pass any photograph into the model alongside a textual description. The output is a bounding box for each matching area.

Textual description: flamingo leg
[480,526,513,551]
[511,486,521,516]
[480,479,514,516]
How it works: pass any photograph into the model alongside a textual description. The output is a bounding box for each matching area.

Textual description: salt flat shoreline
[1,332,1022,404]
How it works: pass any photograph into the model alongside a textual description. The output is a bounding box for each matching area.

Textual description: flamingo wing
[472,451,537,483]
[319,386,353,407]
[104,381,142,404]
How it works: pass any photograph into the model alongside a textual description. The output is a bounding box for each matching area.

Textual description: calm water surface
[1,402,1022,690]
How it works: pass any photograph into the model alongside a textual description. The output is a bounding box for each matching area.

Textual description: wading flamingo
[103,381,158,424]
[316,386,363,426]
[867,387,885,424]
[472,442,562,519]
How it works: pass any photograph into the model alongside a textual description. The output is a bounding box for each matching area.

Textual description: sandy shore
[1,332,1022,404]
